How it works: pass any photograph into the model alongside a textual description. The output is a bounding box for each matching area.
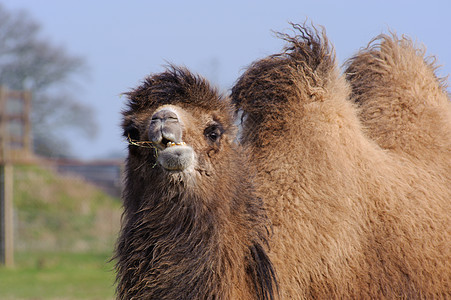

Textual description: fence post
[0,86,14,267]
[0,164,14,267]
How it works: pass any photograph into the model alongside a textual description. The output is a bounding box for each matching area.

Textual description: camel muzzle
[149,108,184,150]
[149,107,195,171]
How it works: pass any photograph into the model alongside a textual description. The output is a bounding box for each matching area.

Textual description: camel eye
[204,124,223,143]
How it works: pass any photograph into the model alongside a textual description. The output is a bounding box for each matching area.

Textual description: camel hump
[231,23,336,118]
[346,33,448,107]
[345,34,451,161]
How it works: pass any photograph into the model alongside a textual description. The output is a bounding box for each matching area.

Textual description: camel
[231,24,451,298]
[114,66,277,300]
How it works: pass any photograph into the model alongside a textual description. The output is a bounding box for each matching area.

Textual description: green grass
[0,251,116,299]
[13,164,122,252]
[0,164,123,299]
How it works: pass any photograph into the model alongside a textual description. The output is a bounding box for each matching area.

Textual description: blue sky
[3,0,450,160]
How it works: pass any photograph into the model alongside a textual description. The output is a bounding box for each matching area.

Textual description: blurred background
[0,0,449,299]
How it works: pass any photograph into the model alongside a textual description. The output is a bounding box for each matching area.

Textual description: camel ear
[123,123,140,141]
[225,122,238,142]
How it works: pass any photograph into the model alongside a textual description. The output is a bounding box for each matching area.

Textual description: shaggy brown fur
[115,66,277,300]
[345,34,451,189]
[232,24,451,299]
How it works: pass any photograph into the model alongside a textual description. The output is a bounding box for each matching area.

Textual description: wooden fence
[51,158,124,198]
[0,86,32,267]
[0,86,32,164]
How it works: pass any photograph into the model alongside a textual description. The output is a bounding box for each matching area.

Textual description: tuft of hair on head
[123,64,232,115]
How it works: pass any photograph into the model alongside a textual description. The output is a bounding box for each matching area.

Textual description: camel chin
[157,145,195,171]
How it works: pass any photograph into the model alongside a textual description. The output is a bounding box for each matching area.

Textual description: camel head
[122,66,236,184]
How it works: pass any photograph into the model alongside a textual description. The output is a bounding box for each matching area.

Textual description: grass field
[0,251,116,299]
[0,164,122,299]
[13,164,121,253]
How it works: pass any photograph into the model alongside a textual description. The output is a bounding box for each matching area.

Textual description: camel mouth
[152,139,187,151]
[166,141,187,148]
[157,144,195,171]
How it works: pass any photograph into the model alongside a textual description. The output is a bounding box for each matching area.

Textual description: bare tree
[0,4,96,157]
